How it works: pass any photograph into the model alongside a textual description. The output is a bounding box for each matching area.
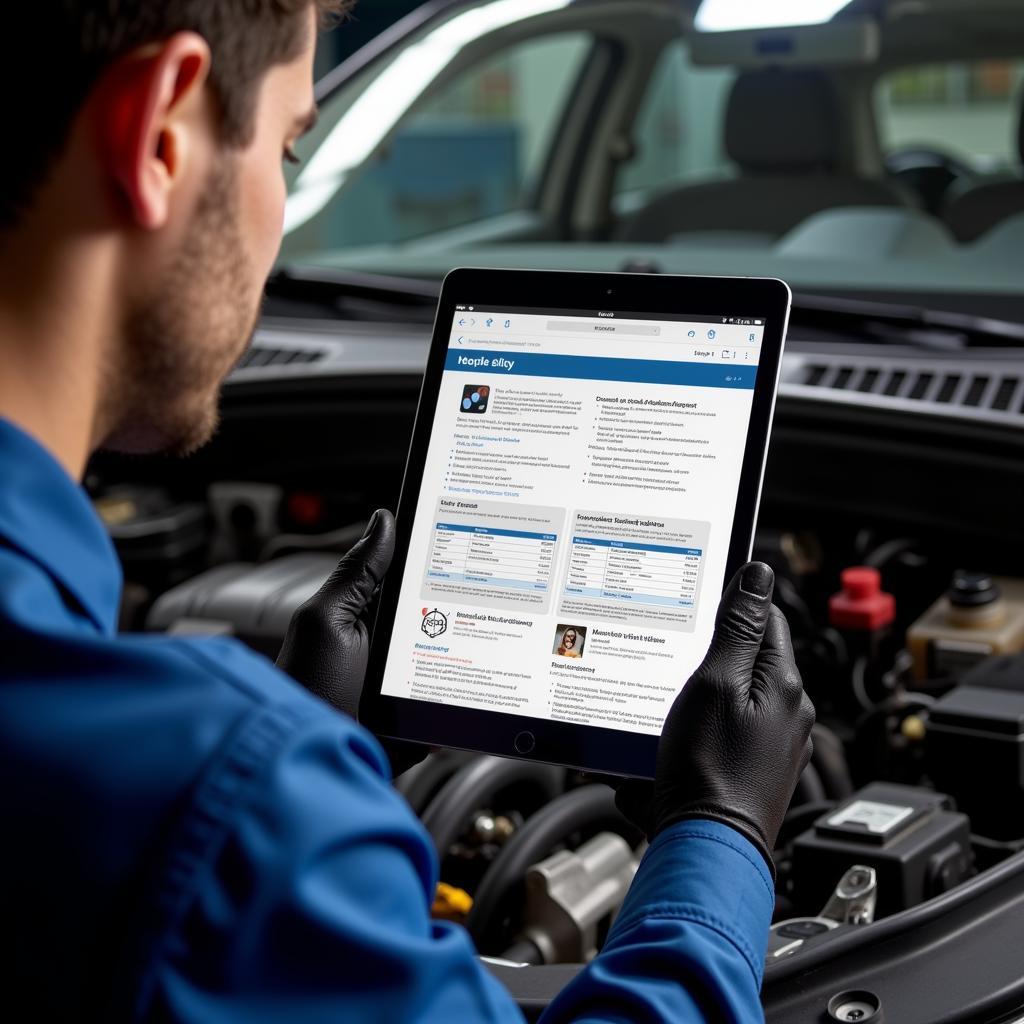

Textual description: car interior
[615,66,911,244]
[944,101,1024,240]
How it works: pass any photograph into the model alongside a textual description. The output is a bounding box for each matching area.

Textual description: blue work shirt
[0,416,773,1022]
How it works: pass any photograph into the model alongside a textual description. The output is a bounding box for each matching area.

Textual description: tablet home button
[513,731,536,755]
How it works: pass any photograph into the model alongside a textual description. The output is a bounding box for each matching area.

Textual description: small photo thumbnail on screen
[553,624,587,659]
[461,384,490,414]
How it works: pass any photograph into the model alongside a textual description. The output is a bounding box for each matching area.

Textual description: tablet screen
[380,303,767,737]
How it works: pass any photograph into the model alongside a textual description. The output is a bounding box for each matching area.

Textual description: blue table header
[436,522,557,541]
[572,536,703,556]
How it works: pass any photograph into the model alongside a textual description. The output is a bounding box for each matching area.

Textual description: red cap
[829,566,895,630]
[286,491,326,528]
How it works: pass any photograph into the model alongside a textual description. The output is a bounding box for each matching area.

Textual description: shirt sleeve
[134,702,524,1024]
[133,690,771,1024]
[538,821,775,1024]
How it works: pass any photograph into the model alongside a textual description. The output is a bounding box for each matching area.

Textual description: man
[0,2,815,1021]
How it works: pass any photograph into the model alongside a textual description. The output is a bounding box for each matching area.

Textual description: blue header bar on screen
[444,349,756,389]
[436,523,557,541]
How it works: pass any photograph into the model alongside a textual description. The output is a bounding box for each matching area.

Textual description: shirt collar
[0,418,122,634]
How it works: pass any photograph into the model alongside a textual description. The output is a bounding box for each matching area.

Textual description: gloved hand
[276,509,425,778]
[618,562,814,874]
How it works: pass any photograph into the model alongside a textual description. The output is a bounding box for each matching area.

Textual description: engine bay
[86,343,1024,1015]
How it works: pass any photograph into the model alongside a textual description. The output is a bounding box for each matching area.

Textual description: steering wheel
[884,146,978,215]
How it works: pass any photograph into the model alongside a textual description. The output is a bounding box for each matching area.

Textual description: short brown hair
[1,1,352,230]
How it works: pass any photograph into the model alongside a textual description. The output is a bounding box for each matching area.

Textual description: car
[281,0,1024,315]
[89,1,1024,1020]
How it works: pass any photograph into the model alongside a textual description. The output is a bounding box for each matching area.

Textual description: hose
[396,750,474,816]
[810,724,854,800]
[420,755,565,856]
[261,520,368,561]
[791,762,827,806]
[501,938,545,966]
[851,654,874,713]
[775,800,836,851]
[862,536,927,571]
[467,785,640,954]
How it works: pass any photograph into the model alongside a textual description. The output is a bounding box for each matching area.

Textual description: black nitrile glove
[276,509,425,778]
[618,562,815,874]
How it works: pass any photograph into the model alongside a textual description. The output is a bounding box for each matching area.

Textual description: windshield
[280,0,1024,324]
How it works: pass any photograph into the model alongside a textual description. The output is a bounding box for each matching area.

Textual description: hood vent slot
[797,360,1023,418]
[236,345,325,370]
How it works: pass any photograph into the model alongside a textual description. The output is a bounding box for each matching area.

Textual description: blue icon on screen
[460,384,490,414]
[486,318,494,327]
[708,329,717,340]
[687,330,696,338]
[504,320,511,329]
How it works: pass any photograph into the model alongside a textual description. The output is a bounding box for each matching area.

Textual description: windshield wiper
[792,293,1024,350]
[265,265,440,322]
[266,267,1024,347]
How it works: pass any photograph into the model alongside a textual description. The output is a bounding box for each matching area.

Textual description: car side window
[302,32,593,248]
[614,41,736,209]
[875,61,1024,173]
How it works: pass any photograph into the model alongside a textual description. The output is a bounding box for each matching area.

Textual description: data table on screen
[564,536,702,607]
[426,522,556,592]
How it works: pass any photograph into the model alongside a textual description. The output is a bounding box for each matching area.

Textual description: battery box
[926,674,1024,840]
[791,783,972,918]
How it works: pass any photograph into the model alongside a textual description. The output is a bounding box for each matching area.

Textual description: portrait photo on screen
[553,623,587,659]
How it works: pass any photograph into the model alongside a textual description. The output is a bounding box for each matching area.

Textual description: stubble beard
[104,158,260,458]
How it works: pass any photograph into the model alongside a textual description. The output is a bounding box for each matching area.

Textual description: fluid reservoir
[907,572,1024,682]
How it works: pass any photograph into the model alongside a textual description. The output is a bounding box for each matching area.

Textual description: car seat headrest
[725,68,839,173]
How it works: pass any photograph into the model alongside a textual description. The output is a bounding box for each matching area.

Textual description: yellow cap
[901,715,926,742]
[432,882,474,923]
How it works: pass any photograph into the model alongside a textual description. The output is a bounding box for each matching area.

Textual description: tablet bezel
[361,268,791,779]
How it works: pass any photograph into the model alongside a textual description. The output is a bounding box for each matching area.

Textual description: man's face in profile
[107,13,318,457]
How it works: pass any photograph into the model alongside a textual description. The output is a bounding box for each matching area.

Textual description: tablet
[362,268,790,778]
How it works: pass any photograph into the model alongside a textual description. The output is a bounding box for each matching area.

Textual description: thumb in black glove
[622,562,815,874]
[276,509,425,777]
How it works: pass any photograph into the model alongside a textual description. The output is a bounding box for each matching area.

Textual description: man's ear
[96,32,213,231]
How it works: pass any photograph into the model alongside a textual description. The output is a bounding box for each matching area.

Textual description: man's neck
[0,233,114,481]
